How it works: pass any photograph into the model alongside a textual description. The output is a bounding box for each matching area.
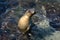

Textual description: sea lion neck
[24,12,33,18]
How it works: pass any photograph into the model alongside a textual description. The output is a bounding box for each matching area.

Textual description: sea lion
[18,8,36,34]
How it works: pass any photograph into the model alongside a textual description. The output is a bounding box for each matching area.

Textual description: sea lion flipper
[23,25,30,34]
[27,25,30,31]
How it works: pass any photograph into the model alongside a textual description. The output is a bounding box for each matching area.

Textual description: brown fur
[18,8,36,34]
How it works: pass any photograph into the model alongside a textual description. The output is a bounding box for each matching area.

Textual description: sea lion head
[25,8,36,17]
